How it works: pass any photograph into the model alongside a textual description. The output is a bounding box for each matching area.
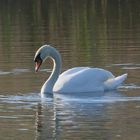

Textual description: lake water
[0,0,140,140]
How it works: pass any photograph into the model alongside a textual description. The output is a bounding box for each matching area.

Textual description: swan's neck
[41,49,61,94]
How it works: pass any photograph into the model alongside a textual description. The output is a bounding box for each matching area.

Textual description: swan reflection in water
[35,90,132,140]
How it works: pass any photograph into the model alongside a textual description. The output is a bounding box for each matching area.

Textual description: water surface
[0,0,140,140]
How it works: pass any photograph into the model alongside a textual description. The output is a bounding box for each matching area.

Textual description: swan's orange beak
[35,60,42,72]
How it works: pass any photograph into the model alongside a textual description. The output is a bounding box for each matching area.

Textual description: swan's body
[34,45,127,94]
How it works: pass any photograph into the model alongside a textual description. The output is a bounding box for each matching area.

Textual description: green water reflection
[0,0,140,67]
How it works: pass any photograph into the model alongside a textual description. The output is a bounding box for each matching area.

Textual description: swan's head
[34,45,51,72]
[34,44,61,72]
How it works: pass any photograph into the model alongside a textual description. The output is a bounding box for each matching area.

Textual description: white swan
[34,44,127,94]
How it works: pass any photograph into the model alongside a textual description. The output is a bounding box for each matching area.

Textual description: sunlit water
[0,1,140,140]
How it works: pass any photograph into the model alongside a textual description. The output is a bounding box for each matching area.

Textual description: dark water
[0,0,140,140]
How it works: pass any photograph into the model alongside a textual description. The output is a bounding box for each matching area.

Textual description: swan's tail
[104,73,128,90]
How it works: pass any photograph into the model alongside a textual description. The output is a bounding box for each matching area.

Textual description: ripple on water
[0,68,31,76]
[0,70,11,75]
[119,83,140,89]
[0,93,40,105]
[109,63,140,70]
[54,93,140,104]
[0,83,140,106]
[12,68,30,75]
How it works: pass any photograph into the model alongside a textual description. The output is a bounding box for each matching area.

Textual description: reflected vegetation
[0,0,140,67]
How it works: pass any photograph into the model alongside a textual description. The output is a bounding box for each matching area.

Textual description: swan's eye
[34,53,42,62]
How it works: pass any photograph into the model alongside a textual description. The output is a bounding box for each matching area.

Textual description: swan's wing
[54,67,114,92]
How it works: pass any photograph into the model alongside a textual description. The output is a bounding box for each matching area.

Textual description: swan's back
[53,67,115,93]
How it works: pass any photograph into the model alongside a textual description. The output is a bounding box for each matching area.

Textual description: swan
[34,44,127,94]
